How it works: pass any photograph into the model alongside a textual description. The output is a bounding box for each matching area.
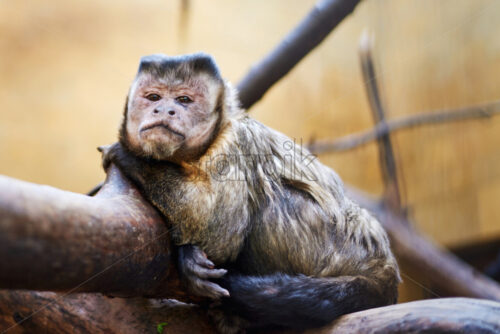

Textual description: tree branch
[358,30,403,214]
[0,165,194,302]
[1,291,498,334]
[2,167,500,303]
[308,100,500,154]
[237,0,362,109]
[314,298,500,334]
[0,290,215,334]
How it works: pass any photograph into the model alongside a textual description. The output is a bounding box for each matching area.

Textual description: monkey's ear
[189,53,222,80]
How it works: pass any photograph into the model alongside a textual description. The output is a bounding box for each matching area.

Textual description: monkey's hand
[178,244,230,299]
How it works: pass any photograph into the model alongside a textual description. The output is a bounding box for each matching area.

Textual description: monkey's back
[229,116,397,281]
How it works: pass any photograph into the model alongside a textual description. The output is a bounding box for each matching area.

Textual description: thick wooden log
[0,290,215,334]
[0,165,191,301]
[309,298,500,334]
[1,292,499,334]
[2,165,500,304]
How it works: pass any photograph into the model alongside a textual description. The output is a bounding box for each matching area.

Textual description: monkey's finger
[197,281,230,299]
[193,251,214,268]
[198,257,215,269]
[204,268,228,279]
[189,266,227,279]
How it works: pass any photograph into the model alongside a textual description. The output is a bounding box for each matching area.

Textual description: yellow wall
[1,0,499,301]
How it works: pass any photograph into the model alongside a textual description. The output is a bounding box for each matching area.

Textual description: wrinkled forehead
[131,72,218,93]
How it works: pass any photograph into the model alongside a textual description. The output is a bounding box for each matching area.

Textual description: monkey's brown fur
[102,53,400,333]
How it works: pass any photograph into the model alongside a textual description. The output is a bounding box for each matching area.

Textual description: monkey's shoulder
[229,117,346,215]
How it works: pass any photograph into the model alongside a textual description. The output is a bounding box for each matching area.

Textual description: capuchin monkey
[100,53,400,333]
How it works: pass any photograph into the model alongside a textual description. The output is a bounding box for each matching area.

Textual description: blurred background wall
[1,0,499,302]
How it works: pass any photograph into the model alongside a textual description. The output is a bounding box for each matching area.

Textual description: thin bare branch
[308,100,500,154]
[237,0,362,109]
[358,30,403,214]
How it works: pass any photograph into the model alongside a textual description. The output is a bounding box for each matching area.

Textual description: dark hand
[178,244,230,299]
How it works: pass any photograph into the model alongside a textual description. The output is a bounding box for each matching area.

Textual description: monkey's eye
[146,94,161,101]
[176,96,193,104]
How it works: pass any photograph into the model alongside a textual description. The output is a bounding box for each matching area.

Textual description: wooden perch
[1,291,499,333]
[237,0,362,109]
[308,99,500,154]
[0,290,215,334]
[2,159,500,332]
[0,165,193,302]
[311,298,500,333]
[1,164,500,304]
[2,163,500,332]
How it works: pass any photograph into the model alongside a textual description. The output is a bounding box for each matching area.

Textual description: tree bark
[308,298,500,334]
[0,290,215,334]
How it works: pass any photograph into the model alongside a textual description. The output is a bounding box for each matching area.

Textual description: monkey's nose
[168,110,176,116]
[153,109,160,114]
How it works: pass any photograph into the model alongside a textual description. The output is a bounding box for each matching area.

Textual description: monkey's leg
[220,273,398,331]
[177,244,230,299]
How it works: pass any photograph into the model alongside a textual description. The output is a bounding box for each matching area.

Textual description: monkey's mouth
[141,122,185,139]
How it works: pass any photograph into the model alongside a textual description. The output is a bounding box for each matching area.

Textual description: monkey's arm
[100,143,231,300]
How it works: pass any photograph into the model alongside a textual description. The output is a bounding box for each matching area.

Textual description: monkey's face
[124,72,222,162]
